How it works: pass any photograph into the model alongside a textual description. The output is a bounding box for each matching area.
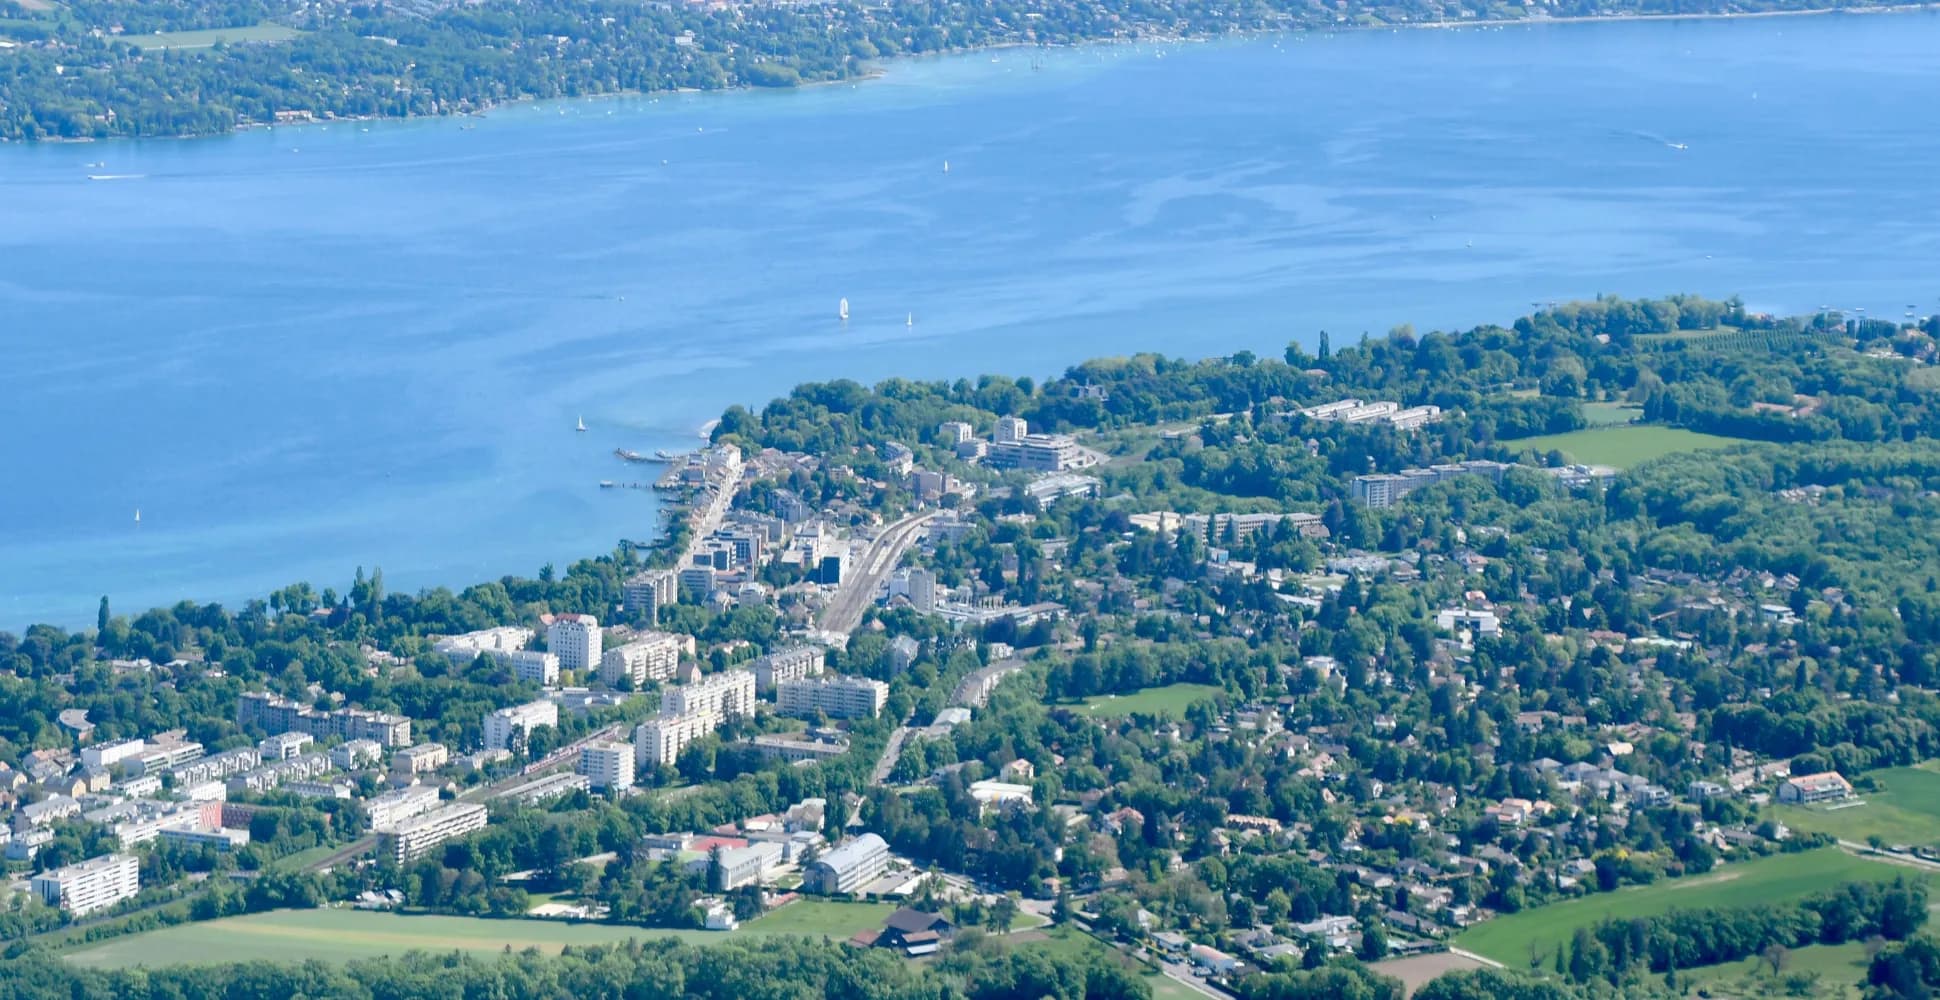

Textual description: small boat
[942,160,950,174]
[134,509,141,524]
[576,415,588,433]
[906,312,914,327]
[599,481,616,489]
[839,297,850,321]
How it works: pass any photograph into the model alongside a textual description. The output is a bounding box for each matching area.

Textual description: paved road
[818,511,936,635]
[871,725,917,786]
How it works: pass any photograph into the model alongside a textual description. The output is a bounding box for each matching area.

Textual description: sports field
[1775,764,1940,849]
[63,900,893,970]
[1512,425,1740,468]
[1076,683,1223,720]
[1453,848,1919,968]
[126,24,300,49]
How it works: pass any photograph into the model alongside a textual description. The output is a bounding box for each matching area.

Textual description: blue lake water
[3,12,1939,630]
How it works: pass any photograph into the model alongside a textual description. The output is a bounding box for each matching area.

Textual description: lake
[3,12,1938,630]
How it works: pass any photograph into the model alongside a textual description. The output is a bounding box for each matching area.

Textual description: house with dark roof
[853,907,955,956]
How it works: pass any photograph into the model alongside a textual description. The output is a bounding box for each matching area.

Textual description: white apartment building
[509,650,560,686]
[482,700,559,751]
[432,626,535,666]
[751,646,825,692]
[938,421,975,446]
[577,741,636,791]
[634,713,717,769]
[546,614,602,674]
[624,569,679,620]
[888,568,937,612]
[994,416,1029,444]
[31,854,140,916]
[365,784,443,831]
[600,631,688,687]
[257,731,313,761]
[661,669,756,721]
[331,739,384,770]
[377,802,488,864]
[81,737,147,772]
[776,675,889,720]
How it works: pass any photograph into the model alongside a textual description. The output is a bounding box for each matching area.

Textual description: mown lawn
[1775,763,1940,850]
[64,900,894,970]
[1453,848,1921,969]
[126,24,300,49]
[1076,683,1223,720]
[1510,425,1742,468]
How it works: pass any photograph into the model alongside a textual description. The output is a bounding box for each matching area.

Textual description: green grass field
[1581,402,1644,427]
[1075,683,1223,720]
[1775,764,1940,849]
[64,900,894,970]
[1510,425,1742,468]
[126,24,300,49]
[1681,940,1869,998]
[1453,849,1919,968]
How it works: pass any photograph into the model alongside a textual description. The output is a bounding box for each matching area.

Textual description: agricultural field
[63,900,894,970]
[1509,425,1742,468]
[124,24,300,49]
[1775,764,1940,850]
[1076,683,1223,720]
[1452,849,1921,968]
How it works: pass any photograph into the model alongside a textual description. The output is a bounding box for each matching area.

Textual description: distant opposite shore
[0,0,1934,143]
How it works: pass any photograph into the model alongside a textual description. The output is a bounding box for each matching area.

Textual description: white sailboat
[839,298,850,321]
[906,312,914,327]
[942,160,950,174]
[576,415,588,433]
[134,508,141,524]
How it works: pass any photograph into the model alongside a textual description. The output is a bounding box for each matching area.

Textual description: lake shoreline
[12,3,1936,145]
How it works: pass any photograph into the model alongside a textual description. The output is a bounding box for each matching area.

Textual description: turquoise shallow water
[3,13,1938,629]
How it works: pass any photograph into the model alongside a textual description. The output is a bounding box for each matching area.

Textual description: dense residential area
[7,296,1940,999]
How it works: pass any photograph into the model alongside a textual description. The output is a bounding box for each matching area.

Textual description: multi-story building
[985,432,1088,472]
[80,738,148,773]
[377,802,488,864]
[237,692,412,748]
[432,627,535,667]
[711,842,785,891]
[1778,771,1853,804]
[624,568,679,620]
[887,569,937,613]
[938,421,975,446]
[167,747,263,787]
[228,752,334,795]
[661,669,756,721]
[577,741,635,792]
[751,646,825,693]
[994,416,1029,444]
[257,732,313,761]
[600,632,688,688]
[803,834,890,895]
[31,854,140,916]
[365,784,443,831]
[158,826,250,852]
[508,649,561,686]
[546,614,602,674]
[391,743,449,776]
[482,700,559,752]
[749,734,850,763]
[678,564,718,597]
[129,739,205,776]
[634,712,717,769]
[777,675,889,720]
[330,739,383,771]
